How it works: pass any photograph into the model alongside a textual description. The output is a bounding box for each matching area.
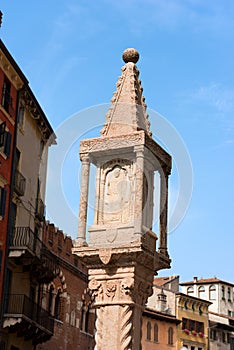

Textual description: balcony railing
[14,169,26,196]
[11,226,41,257]
[4,294,54,339]
[35,197,45,221]
[9,226,58,282]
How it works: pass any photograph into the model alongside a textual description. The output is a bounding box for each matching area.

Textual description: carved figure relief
[98,160,134,225]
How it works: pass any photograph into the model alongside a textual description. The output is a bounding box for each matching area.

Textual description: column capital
[134,144,145,156]
[80,152,90,162]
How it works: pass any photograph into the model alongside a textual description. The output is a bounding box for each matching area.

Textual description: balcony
[9,227,58,283]
[3,294,54,345]
[14,169,26,196]
[35,197,45,221]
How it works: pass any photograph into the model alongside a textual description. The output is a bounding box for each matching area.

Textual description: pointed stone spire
[100,48,152,137]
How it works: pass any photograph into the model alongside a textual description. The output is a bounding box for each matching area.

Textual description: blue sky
[1,1,234,283]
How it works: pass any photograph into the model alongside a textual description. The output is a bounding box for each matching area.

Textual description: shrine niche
[96,159,134,226]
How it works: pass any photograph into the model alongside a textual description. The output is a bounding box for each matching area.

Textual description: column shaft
[159,168,169,256]
[77,156,90,246]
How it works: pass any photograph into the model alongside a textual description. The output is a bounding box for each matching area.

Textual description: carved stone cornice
[20,87,55,141]
[80,130,171,171]
[0,52,24,90]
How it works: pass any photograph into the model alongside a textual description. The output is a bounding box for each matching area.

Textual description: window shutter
[4,131,12,157]
[0,187,7,217]
[0,121,6,147]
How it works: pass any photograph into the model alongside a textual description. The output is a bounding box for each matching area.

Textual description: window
[146,321,151,341]
[0,121,6,146]
[0,187,7,218]
[182,318,188,330]
[191,347,195,350]
[189,320,195,331]
[48,284,54,314]
[182,318,204,333]
[168,327,173,345]
[222,331,226,343]
[209,285,216,300]
[18,105,25,128]
[228,287,231,301]
[210,329,217,341]
[196,321,204,333]
[187,286,194,295]
[222,286,225,299]
[54,288,62,319]
[198,286,205,298]
[2,78,12,113]
[154,323,158,342]
[0,129,12,158]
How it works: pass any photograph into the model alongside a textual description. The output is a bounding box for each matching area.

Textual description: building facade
[36,222,95,350]
[0,39,26,316]
[181,277,234,350]
[0,39,57,350]
[176,292,211,350]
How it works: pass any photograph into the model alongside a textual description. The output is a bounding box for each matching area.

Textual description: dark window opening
[48,284,54,315]
[168,327,173,345]
[54,288,62,319]
[146,321,151,341]
[154,323,158,342]
[2,78,12,113]
[0,187,7,217]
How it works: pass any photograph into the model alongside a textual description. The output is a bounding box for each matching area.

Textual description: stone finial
[122,48,139,64]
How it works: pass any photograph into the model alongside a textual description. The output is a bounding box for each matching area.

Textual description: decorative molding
[99,248,112,265]
[94,307,104,350]
[80,131,145,155]
[120,305,133,350]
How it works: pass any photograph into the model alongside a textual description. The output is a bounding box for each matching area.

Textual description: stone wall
[36,222,95,350]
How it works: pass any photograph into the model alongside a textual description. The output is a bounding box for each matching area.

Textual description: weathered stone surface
[73,49,172,349]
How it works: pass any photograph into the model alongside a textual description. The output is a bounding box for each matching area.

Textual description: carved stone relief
[97,159,134,225]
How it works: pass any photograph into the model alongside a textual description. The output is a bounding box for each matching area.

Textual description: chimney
[157,289,167,312]
[194,277,198,283]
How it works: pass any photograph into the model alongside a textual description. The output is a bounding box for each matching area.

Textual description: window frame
[146,321,151,341]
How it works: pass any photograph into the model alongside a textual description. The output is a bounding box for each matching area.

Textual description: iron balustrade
[10,227,59,281]
[11,226,41,257]
[14,169,26,196]
[4,293,54,334]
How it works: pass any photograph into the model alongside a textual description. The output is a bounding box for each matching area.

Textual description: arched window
[146,321,151,341]
[48,284,54,314]
[222,286,225,299]
[54,288,62,319]
[209,285,216,300]
[187,286,194,295]
[198,286,205,299]
[168,327,173,345]
[154,323,158,342]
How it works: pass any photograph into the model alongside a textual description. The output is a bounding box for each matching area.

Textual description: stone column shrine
[73,48,172,350]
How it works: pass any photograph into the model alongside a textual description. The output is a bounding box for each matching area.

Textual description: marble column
[76,155,90,246]
[158,166,169,257]
[134,146,144,234]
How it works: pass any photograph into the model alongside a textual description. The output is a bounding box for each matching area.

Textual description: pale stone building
[181,277,234,350]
